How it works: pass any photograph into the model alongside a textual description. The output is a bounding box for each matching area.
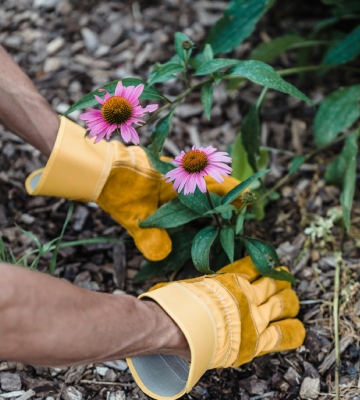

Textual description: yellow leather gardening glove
[25,116,242,261]
[127,256,305,400]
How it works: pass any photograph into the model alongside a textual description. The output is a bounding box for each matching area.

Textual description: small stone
[33,0,58,9]
[20,214,35,225]
[100,22,123,47]
[303,361,320,379]
[189,385,210,399]
[104,369,118,382]
[43,57,61,73]
[238,375,269,395]
[106,390,125,400]
[73,205,89,231]
[46,37,65,55]
[300,377,320,399]
[95,366,109,377]
[102,360,128,372]
[1,391,25,399]
[1,372,22,391]
[284,366,301,386]
[61,386,82,400]
[81,28,99,53]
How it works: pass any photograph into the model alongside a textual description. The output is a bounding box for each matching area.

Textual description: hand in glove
[25,116,242,261]
[127,256,305,400]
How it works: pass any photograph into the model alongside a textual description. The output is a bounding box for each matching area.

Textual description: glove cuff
[25,116,112,202]
[126,283,217,399]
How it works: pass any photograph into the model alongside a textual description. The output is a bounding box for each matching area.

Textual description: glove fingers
[255,318,305,357]
[257,288,300,324]
[131,226,172,261]
[218,256,261,282]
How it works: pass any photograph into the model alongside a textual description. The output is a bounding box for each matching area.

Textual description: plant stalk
[205,190,222,229]
[333,252,342,400]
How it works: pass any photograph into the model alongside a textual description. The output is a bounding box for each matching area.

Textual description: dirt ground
[0,0,359,399]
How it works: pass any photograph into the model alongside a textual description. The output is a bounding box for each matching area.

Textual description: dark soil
[0,0,359,399]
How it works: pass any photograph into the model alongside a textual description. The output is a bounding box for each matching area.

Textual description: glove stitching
[273,324,282,351]
[273,294,285,318]
[212,276,243,368]
[127,147,136,165]
[158,354,187,383]
[112,164,160,180]
[177,284,217,369]
[200,281,232,369]
[235,276,259,361]
[91,142,112,201]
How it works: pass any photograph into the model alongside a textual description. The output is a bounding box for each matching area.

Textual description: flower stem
[205,190,222,229]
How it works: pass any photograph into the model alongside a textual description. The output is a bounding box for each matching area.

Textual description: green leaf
[205,0,269,55]
[191,226,218,274]
[204,204,238,215]
[134,230,196,281]
[322,25,360,66]
[289,155,305,175]
[220,227,235,263]
[174,32,193,63]
[231,132,255,182]
[235,207,247,234]
[178,188,210,215]
[243,237,296,283]
[139,197,201,229]
[148,109,176,158]
[313,85,360,146]
[142,147,174,175]
[227,61,313,104]
[201,82,214,120]
[148,64,185,85]
[249,35,305,63]
[195,59,239,76]
[221,169,269,205]
[201,44,214,63]
[325,131,359,232]
[241,105,261,172]
[213,72,224,84]
[63,78,165,116]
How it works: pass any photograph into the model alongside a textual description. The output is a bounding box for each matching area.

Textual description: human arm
[0,262,190,366]
[0,45,59,156]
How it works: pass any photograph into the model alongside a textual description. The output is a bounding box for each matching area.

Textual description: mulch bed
[0,0,359,399]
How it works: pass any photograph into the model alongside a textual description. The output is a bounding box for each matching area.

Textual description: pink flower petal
[94,95,105,105]
[127,84,144,103]
[115,81,124,97]
[119,123,132,143]
[142,104,158,113]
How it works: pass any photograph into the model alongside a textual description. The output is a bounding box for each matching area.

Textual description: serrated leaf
[174,32,194,62]
[227,60,313,104]
[243,237,296,283]
[313,85,360,146]
[204,204,238,215]
[134,230,196,280]
[191,226,218,274]
[148,64,185,85]
[289,155,305,175]
[325,131,358,232]
[142,147,174,175]
[178,188,210,215]
[220,227,235,263]
[148,109,175,157]
[222,169,269,205]
[195,59,239,75]
[322,25,360,65]
[201,82,213,120]
[249,35,305,63]
[63,78,165,116]
[205,0,269,55]
[139,197,201,229]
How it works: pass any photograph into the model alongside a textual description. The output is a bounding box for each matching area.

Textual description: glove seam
[177,283,217,369]
[91,141,112,201]
[274,294,285,318]
[273,325,282,351]
[112,163,161,180]
[200,281,233,368]
[158,354,187,383]
[235,275,259,361]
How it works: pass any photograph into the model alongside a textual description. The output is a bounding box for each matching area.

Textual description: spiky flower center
[182,150,208,173]
[101,97,132,125]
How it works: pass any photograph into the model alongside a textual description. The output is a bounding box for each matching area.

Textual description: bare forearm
[0,263,190,366]
[0,46,59,156]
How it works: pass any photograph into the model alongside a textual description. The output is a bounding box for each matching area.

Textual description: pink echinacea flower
[165,146,232,195]
[79,81,158,144]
